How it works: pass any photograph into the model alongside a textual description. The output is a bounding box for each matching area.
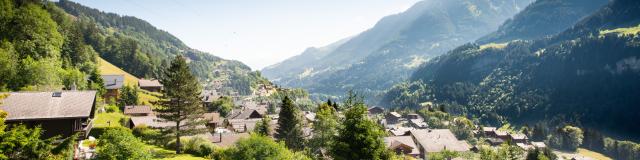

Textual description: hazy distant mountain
[262,37,351,82]
[385,0,640,138]
[262,0,533,101]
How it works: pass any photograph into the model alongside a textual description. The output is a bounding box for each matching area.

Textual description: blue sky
[71,0,420,70]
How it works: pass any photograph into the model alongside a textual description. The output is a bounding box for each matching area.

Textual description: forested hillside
[383,0,640,139]
[263,0,533,102]
[55,0,269,95]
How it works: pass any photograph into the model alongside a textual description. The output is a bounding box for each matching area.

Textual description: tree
[428,149,460,160]
[118,85,138,107]
[274,96,305,151]
[254,116,270,136]
[95,127,152,160]
[155,56,207,154]
[209,96,233,117]
[216,134,310,160]
[309,102,338,157]
[560,125,583,151]
[331,97,391,160]
[498,143,524,160]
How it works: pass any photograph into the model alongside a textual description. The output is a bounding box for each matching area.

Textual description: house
[495,130,510,140]
[229,109,264,120]
[482,127,497,137]
[510,133,529,144]
[123,105,153,116]
[138,79,163,92]
[405,114,421,120]
[368,106,385,115]
[388,127,414,136]
[128,115,173,129]
[410,129,471,159]
[531,142,547,149]
[203,112,222,129]
[202,90,220,107]
[0,91,97,139]
[227,118,261,133]
[384,136,421,157]
[101,74,124,101]
[409,119,428,129]
[385,112,402,124]
[208,132,250,147]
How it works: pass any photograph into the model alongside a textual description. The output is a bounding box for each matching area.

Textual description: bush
[165,136,216,157]
[104,104,119,113]
[132,125,164,145]
[95,127,152,160]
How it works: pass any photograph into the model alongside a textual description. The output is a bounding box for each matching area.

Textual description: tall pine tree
[275,96,304,151]
[155,55,206,154]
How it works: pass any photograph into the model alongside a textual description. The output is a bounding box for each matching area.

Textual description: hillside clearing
[600,24,640,36]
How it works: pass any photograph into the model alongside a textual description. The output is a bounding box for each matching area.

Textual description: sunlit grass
[93,112,126,127]
[479,42,508,51]
[146,144,208,160]
[97,57,140,86]
[600,24,640,36]
[577,148,612,160]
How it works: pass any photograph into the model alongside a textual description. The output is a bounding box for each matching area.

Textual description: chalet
[304,111,316,123]
[388,127,414,136]
[368,106,385,115]
[0,91,97,139]
[203,112,222,129]
[531,142,547,149]
[227,118,261,133]
[229,109,264,119]
[128,115,173,129]
[202,90,220,107]
[495,130,510,140]
[123,105,153,117]
[409,119,428,129]
[208,132,250,147]
[482,127,497,137]
[405,113,421,120]
[509,133,529,144]
[410,129,471,159]
[100,74,124,101]
[385,112,402,124]
[384,136,420,157]
[138,79,163,92]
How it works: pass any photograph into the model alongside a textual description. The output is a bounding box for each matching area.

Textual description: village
[0,72,562,160]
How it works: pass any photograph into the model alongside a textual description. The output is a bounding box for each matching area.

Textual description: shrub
[165,136,217,157]
[104,104,119,113]
[95,127,151,160]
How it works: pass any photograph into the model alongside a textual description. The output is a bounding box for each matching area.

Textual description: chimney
[219,132,222,142]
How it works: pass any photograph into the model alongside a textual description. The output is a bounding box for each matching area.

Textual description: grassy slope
[97,57,139,86]
[577,148,612,160]
[97,57,160,105]
[600,24,640,36]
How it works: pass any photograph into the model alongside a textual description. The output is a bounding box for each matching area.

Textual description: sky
[70,0,421,70]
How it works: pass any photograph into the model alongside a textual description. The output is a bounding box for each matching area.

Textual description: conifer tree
[254,116,271,136]
[275,96,304,151]
[331,95,391,160]
[309,102,338,158]
[155,56,206,154]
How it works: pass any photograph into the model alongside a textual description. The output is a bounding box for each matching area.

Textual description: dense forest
[383,0,640,140]
[54,0,269,95]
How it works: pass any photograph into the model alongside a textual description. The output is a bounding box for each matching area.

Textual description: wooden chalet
[138,79,163,92]
[100,74,124,101]
[0,91,97,139]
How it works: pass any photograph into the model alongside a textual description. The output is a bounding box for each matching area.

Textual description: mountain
[477,0,609,43]
[262,37,351,82]
[55,0,269,95]
[384,0,640,139]
[262,0,533,102]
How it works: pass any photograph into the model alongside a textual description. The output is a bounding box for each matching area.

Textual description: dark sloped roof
[138,79,162,87]
[123,105,153,115]
[0,91,96,120]
[101,74,124,89]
